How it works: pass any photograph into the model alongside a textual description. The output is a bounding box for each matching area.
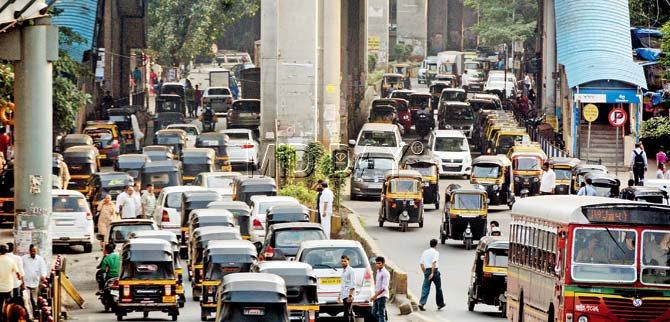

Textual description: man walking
[539,162,556,195]
[370,256,390,322]
[21,245,46,319]
[5,244,22,299]
[631,143,647,186]
[338,255,356,322]
[141,184,156,219]
[116,186,137,219]
[577,178,597,196]
[418,239,445,311]
[319,182,334,238]
[0,245,19,321]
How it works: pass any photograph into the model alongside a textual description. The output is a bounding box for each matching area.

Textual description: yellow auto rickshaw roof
[497,128,528,136]
[383,73,404,78]
[549,157,581,167]
[510,150,548,160]
[384,169,423,180]
[472,155,512,167]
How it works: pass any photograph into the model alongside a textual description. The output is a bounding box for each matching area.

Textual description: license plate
[319,277,341,285]
[99,154,107,159]
[110,290,119,297]
[162,295,176,303]
[423,182,429,187]
[370,183,382,189]
[243,308,265,316]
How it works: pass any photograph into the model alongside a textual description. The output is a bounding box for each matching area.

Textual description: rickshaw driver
[416,104,431,115]
[393,179,416,193]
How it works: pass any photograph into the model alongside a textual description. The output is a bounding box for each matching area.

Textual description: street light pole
[503,44,508,99]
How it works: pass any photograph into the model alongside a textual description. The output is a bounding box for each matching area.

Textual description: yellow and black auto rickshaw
[440,184,488,250]
[389,63,412,90]
[117,238,179,321]
[83,121,123,165]
[548,157,580,195]
[63,145,101,194]
[196,132,232,172]
[128,230,186,308]
[467,236,508,315]
[155,129,187,159]
[470,155,514,208]
[214,273,289,322]
[571,164,608,194]
[254,261,319,322]
[181,148,216,184]
[179,190,222,258]
[378,170,424,232]
[369,99,398,124]
[401,156,440,209]
[490,128,529,156]
[200,239,258,320]
[508,146,547,197]
[381,73,404,98]
[189,226,242,301]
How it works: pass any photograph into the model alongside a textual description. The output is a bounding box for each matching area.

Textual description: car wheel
[350,194,358,201]
[116,313,123,321]
[83,243,93,253]
[468,298,476,312]
[144,311,149,318]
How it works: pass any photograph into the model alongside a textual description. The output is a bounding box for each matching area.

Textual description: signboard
[575,93,606,103]
[608,108,627,127]
[582,104,599,122]
[368,36,381,52]
[332,149,349,172]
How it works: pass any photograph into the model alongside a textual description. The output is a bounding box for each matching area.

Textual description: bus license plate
[162,296,176,303]
[319,277,341,285]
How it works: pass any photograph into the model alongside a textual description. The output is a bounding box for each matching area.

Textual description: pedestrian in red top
[0,130,10,160]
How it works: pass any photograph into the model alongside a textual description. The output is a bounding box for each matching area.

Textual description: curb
[402,312,438,322]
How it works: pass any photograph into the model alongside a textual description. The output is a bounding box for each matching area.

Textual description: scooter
[96,270,119,313]
[415,113,434,139]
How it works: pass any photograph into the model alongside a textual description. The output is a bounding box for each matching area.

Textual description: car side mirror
[96,234,104,241]
[348,140,356,147]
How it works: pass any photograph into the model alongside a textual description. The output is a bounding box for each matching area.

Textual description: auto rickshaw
[369,104,398,124]
[470,155,514,208]
[621,185,669,204]
[232,176,278,205]
[87,172,133,215]
[389,63,412,90]
[143,145,175,162]
[408,93,432,118]
[207,201,252,240]
[128,230,186,308]
[472,93,503,110]
[584,171,620,197]
[401,156,440,209]
[265,204,310,235]
[116,239,179,321]
[389,89,414,101]
[508,146,547,196]
[154,112,186,132]
[58,134,93,153]
[571,164,608,194]
[254,261,318,322]
[490,128,529,155]
[63,146,100,194]
[440,184,488,249]
[189,227,242,301]
[378,170,424,232]
[214,273,289,322]
[83,121,122,164]
[200,240,258,320]
[381,73,404,98]
[107,107,138,153]
[548,157,580,194]
[195,132,232,171]
[467,236,508,315]
[429,81,452,111]
[155,129,187,159]
[141,160,183,193]
[156,94,186,115]
[179,190,222,258]
[181,148,216,184]
[188,209,236,235]
[114,154,150,182]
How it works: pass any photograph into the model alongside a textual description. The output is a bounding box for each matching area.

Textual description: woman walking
[97,195,119,247]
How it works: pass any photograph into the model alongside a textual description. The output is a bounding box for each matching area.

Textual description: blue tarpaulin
[51,0,99,62]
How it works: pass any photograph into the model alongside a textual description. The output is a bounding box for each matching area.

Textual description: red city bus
[507,196,670,322]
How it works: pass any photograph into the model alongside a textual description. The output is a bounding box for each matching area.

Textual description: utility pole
[0,12,58,261]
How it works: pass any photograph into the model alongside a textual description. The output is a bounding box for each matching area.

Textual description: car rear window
[166,192,183,210]
[109,224,154,243]
[274,229,325,248]
[233,101,260,113]
[300,247,367,269]
[52,195,88,212]
[208,88,231,96]
[226,133,251,140]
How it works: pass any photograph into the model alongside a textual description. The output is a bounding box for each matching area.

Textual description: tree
[148,0,259,67]
[464,0,537,46]
[629,0,670,27]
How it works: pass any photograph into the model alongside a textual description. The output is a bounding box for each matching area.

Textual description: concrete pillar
[342,0,368,141]
[541,0,557,115]
[427,0,448,56]
[260,0,278,148]
[367,0,389,70]
[318,0,342,146]
[396,0,427,59]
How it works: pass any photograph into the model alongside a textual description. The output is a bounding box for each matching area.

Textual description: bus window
[572,228,637,283]
[641,231,670,285]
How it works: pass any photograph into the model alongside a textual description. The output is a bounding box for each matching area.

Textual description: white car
[249,196,300,247]
[349,123,404,160]
[430,130,472,177]
[152,185,205,235]
[202,87,233,115]
[166,124,200,148]
[193,171,242,200]
[51,190,95,252]
[220,129,259,170]
[296,240,374,319]
[484,80,516,98]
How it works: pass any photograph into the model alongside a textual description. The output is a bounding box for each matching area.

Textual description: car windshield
[183,164,211,176]
[225,133,250,140]
[121,262,174,280]
[409,97,429,109]
[440,91,466,102]
[52,195,88,212]
[258,201,296,215]
[472,165,500,179]
[84,129,114,145]
[102,175,131,187]
[207,176,234,189]
[389,179,418,193]
[354,158,395,178]
[109,224,154,243]
[639,34,662,49]
[572,228,637,283]
[157,101,180,112]
[497,135,523,152]
[427,63,438,71]
[166,192,184,210]
[444,105,474,121]
[642,230,670,285]
[465,63,480,70]
[357,131,397,147]
[435,137,467,152]
[233,101,260,113]
[515,157,541,171]
[554,168,572,180]
[275,229,326,248]
[300,247,367,269]
[453,194,482,210]
[208,88,230,96]
[143,172,178,187]
[487,248,508,267]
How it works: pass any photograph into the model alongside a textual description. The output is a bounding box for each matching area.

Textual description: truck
[209,70,231,88]
[436,51,465,85]
[239,67,260,99]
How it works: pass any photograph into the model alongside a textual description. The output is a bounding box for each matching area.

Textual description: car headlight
[533,177,539,182]
[493,184,500,190]
[514,177,520,182]
[354,177,363,183]
[578,316,588,322]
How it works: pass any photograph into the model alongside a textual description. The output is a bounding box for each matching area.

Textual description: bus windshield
[571,228,637,283]
[641,230,670,285]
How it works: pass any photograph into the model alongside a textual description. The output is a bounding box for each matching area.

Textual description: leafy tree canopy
[629,0,670,27]
[464,0,537,46]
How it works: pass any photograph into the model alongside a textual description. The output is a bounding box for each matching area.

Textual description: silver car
[350,152,397,200]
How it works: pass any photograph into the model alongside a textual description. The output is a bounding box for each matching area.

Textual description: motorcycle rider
[97,243,120,290]
[200,105,217,132]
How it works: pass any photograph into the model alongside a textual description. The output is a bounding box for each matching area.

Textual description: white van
[349,123,404,160]
[430,130,472,177]
[51,190,95,252]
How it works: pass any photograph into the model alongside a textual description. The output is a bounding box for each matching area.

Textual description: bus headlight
[514,177,520,182]
[578,316,588,322]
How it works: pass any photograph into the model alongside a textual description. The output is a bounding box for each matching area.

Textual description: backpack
[203,108,214,122]
[633,150,645,167]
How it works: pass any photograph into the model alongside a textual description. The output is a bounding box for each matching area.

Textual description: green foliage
[148,0,259,66]
[278,182,317,209]
[305,142,326,183]
[641,117,670,151]
[276,144,297,185]
[367,70,385,86]
[464,0,537,46]
[661,22,670,79]
[629,0,670,27]
[53,54,91,133]
[368,54,377,71]
[0,64,13,102]
[393,43,413,62]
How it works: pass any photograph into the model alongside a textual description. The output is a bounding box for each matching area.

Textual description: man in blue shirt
[577,178,597,196]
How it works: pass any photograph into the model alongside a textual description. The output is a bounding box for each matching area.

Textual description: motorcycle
[96,269,119,312]
[415,113,434,139]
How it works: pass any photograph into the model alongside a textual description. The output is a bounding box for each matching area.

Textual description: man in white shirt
[22,244,47,316]
[319,182,334,238]
[0,244,19,314]
[418,239,445,311]
[539,162,556,195]
[133,182,143,218]
[141,184,157,219]
[338,255,356,322]
[6,243,23,298]
[116,185,137,219]
[370,256,390,322]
